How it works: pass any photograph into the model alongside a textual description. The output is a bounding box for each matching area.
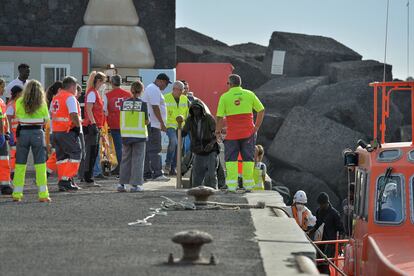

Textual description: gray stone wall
[0,0,176,68]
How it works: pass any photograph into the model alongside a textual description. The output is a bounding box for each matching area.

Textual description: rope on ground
[128,208,167,226]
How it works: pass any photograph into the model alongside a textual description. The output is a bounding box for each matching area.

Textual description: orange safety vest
[83,88,104,128]
[50,90,80,132]
[0,99,8,133]
[6,100,18,135]
[292,205,309,231]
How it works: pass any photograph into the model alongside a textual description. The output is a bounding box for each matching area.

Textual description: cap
[156,73,172,84]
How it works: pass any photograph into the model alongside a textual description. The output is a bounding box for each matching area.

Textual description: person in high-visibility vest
[103,74,131,176]
[45,81,63,177]
[82,71,106,186]
[0,78,12,195]
[164,81,188,175]
[118,80,148,192]
[252,145,266,191]
[216,74,265,192]
[12,80,51,202]
[286,190,316,231]
[5,85,23,182]
[50,76,83,191]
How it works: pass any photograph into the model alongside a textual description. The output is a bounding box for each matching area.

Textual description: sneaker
[169,169,177,176]
[130,185,144,192]
[58,180,80,192]
[39,197,52,203]
[13,197,22,202]
[152,175,170,182]
[117,184,127,192]
[94,174,107,180]
[83,180,102,188]
[70,178,82,190]
[0,185,13,195]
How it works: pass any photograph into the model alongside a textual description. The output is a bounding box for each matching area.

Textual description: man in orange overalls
[50,76,83,191]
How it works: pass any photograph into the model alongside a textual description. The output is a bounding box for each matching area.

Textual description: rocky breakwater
[255,31,400,212]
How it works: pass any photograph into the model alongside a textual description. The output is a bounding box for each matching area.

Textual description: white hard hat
[294,190,307,204]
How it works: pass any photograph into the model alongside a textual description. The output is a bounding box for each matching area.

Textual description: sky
[176,0,414,80]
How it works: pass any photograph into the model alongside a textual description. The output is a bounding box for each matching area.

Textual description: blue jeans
[165,128,177,170]
[93,143,102,177]
[183,135,191,154]
[111,129,122,168]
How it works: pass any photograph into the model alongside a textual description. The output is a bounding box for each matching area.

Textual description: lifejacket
[0,99,9,134]
[292,205,309,231]
[50,90,80,132]
[105,88,131,130]
[83,88,104,128]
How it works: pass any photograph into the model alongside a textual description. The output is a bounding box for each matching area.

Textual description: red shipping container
[176,63,234,116]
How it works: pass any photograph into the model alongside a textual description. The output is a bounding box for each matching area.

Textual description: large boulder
[231,42,267,62]
[176,28,269,90]
[262,31,362,77]
[305,78,403,141]
[321,60,393,83]
[198,53,269,90]
[270,168,340,213]
[255,76,328,116]
[257,113,284,149]
[268,106,363,195]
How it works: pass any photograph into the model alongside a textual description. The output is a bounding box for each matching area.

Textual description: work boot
[0,185,13,195]
[39,197,52,203]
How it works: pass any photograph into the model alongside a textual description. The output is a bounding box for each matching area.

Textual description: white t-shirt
[5,78,26,99]
[66,95,78,113]
[6,105,15,116]
[87,91,96,103]
[142,83,167,129]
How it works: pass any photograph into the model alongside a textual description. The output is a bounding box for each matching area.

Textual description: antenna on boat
[383,0,390,82]
[407,0,410,78]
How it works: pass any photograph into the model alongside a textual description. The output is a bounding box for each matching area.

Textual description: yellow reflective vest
[164,93,189,129]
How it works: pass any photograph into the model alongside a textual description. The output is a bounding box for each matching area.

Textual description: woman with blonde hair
[12,80,51,202]
[82,71,106,185]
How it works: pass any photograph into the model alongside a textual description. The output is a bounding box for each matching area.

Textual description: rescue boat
[342,81,414,276]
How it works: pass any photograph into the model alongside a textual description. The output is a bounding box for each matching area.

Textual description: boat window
[408,150,414,162]
[354,170,368,219]
[411,178,414,224]
[375,175,404,224]
[377,149,401,162]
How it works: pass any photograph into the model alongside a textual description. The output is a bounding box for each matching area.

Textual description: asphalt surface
[0,176,265,276]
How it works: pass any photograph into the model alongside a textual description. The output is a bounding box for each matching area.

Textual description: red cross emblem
[115,98,123,110]
[52,100,59,113]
